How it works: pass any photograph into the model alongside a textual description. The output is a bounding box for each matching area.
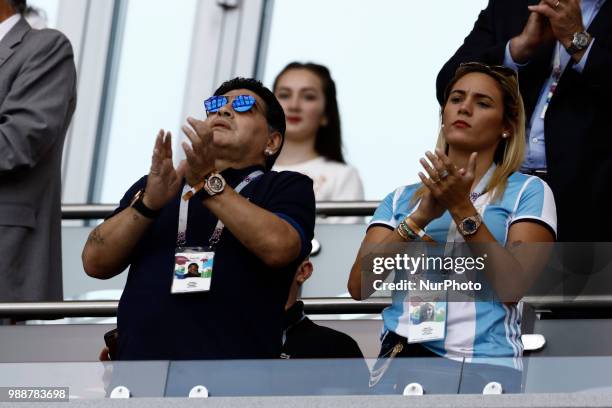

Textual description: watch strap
[131,190,161,219]
[182,178,206,201]
[566,43,581,55]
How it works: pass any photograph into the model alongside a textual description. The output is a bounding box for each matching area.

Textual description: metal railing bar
[2,296,612,319]
[61,201,381,220]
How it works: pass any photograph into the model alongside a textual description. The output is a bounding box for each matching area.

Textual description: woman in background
[273,62,364,213]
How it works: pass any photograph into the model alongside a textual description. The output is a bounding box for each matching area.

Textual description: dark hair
[214,77,285,170]
[273,62,345,163]
[188,263,199,270]
[9,0,26,14]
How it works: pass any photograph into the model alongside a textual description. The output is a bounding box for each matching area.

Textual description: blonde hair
[413,64,526,204]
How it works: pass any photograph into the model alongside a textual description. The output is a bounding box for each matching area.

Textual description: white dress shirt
[0,13,20,43]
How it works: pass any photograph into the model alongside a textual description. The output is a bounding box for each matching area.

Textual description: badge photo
[171,248,214,294]
[407,292,447,343]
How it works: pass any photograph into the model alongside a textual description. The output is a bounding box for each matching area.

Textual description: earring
[441,123,445,128]
[502,132,509,138]
[265,150,273,156]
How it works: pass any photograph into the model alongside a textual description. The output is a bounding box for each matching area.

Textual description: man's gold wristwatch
[203,172,226,196]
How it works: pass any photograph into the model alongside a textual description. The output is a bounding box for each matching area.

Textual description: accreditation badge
[406,290,446,343]
[171,247,214,294]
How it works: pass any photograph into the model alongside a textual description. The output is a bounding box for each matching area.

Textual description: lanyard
[469,163,495,204]
[540,44,562,120]
[176,170,264,247]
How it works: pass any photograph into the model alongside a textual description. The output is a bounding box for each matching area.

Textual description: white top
[0,14,20,43]
[274,156,365,223]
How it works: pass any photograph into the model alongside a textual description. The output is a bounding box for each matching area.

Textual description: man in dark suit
[436,0,611,243]
[0,0,77,302]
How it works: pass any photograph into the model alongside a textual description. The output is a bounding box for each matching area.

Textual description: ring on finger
[439,169,450,179]
[554,0,560,8]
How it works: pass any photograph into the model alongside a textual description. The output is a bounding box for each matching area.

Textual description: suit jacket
[436,0,612,242]
[0,18,76,301]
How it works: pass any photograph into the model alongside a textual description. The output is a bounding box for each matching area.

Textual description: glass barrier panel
[1,357,612,398]
[524,356,612,394]
[0,361,169,399]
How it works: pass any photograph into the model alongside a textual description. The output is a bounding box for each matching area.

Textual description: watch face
[575,32,589,47]
[208,175,224,193]
[463,218,477,233]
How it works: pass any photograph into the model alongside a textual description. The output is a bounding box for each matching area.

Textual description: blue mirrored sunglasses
[204,94,256,115]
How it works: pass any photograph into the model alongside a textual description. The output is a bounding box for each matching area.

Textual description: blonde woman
[348,63,557,393]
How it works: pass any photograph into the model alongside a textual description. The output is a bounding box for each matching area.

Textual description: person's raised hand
[409,188,446,229]
[181,117,215,186]
[143,130,187,211]
[510,3,555,63]
[528,0,586,51]
[418,149,477,215]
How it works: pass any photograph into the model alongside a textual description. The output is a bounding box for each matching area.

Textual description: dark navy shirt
[112,165,315,360]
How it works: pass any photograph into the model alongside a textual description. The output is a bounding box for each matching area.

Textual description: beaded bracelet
[399,219,419,240]
[404,217,436,243]
[396,224,410,240]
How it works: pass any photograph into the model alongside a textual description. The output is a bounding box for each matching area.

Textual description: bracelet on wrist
[130,189,161,219]
[396,225,409,240]
[182,178,207,201]
[397,219,419,241]
[405,217,436,243]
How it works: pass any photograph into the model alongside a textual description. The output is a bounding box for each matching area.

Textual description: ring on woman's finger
[439,169,449,179]
[554,0,560,8]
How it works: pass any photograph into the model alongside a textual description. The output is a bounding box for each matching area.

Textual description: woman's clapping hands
[418,148,477,215]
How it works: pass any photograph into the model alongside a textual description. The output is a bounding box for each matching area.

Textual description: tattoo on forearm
[87,226,105,246]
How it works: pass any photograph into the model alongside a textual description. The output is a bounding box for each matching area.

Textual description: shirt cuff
[572,37,595,73]
[274,212,310,260]
[504,41,528,70]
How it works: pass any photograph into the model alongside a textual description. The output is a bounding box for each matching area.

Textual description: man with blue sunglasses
[83,78,316,361]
